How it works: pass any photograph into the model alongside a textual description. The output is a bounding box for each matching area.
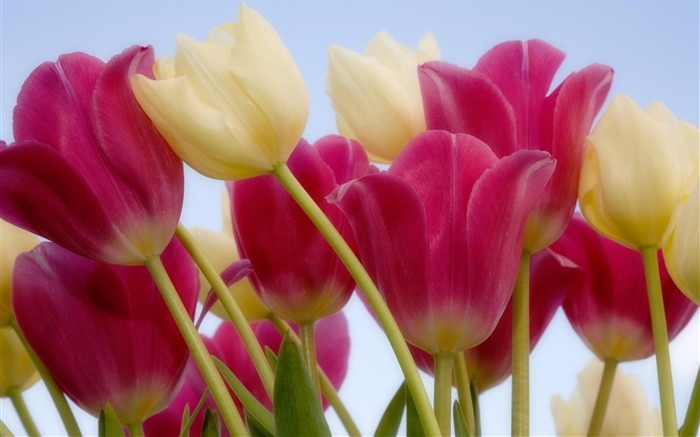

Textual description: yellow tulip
[132,4,308,180]
[663,183,700,305]
[327,31,440,163]
[0,327,39,397]
[189,227,269,322]
[0,220,38,326]
[551,360,662,436]
[579,94,699,250]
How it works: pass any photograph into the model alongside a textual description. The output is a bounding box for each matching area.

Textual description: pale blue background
[1,1,698,436]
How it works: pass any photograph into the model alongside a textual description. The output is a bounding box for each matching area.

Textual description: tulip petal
[314,135,373,185]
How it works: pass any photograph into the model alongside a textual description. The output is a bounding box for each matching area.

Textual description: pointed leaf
[266,346,278,371]
[374,382,406,437]
[453,401,470,437]
[1,420,16,437]
[201,408,221,437]
[405,385,425,437]
[273,334,331,437]
[98,404,125,437]
[179,404,191,437]
[247,410,276,437]
[179,388,211,437]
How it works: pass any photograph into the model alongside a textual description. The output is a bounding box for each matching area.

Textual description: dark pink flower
[330,130,555,355]
[419,40,613,252]
[12,240,198,426]
[228,136,373,323]
[550,214,697,361]
[0,46,183,265]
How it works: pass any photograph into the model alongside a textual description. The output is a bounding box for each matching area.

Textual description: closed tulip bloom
[229,136,372,324]
[327,32,440,163]
[579,94,699,250]
[663,183,700,304]
[132,4,308,180]
[12,240,198,426]
[0,46,183,265]
[551,215,697,361]
[0,220,38,326]
[0,327,39,397]
[331,130,555,354]
[552,360,662,436]
[420,40,613,252]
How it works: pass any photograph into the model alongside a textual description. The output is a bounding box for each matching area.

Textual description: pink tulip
[228,136,373,323]
[0,46,183,265]
[550,215,697,361]
[330,130,555,355]
[12,240,198,426]
[419,40,613,252]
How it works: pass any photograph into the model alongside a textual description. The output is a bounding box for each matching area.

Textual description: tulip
[0,220,38,326]
[0,46,183,266]
[327,32,440,163]
[551,360,663,436]
[551,215,697,362]
[11,240,198,427]
[0,327,39,397]
[330,130,555,355]
[663,183,699,305]
[420,40,613,252]
[132,4,308,180]
[579,94,699,251]
[229,135,372,324]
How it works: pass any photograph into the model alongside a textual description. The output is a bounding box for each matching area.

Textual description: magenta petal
[314,135,373,185]
[195,260,253,329]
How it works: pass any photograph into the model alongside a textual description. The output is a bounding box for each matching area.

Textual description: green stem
[144,256,248,437]
[455,353,475,435]
[9,319,82,437]
[1,419,15,437]
[471,381,482,437]
[587,359,618,437]
[679,366,700,437]
[175,223,276,397]
[434,352,454,436]
[299,321,320,396]
[8,389,40,437]
[512,252,531,437]
[269,315,362,437]
[641,246,678,437]
[126,421,144,437]
[272,163,440,436]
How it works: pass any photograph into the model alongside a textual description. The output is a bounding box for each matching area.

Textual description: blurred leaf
[180,404,191,434]
[247,410,275,437]
[213,357,275,435]
[201,408,221,437]
[265,346,278,372]
[374,382,406,437]
[405,386,425,437]
[0,420,15,437]
[98,403,125,437]
[179,388,211,437]
[273,334,331,437]
[453,400,470,437]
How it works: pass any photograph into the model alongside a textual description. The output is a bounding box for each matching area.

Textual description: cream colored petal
[417,32,441,62]
[663,183,700,305]
[220,190,233,239]
[0,221,38,326]
[153,56,176,80]
[0,327,39,396]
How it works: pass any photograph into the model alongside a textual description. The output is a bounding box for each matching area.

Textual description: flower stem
[587,359,618,437]
[679,365,700,436]
[455,352,475,435]
[272,162,440,436]
[299,321,320,396]
[144,255,248,437]
[434,352,455,436]
[9,318,81,437]
[126,421,144,437]
[8,389,39,437]
[175,223,276,397]
[1,419,15,436]
[471,381,482,437]
[640,247,678,437]
[512,252,531,437]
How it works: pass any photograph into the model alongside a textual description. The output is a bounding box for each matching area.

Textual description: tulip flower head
[0,220,38,326]
[327,31,440,163]
[420,40,613,252]
[663,183,700,305]
[0,327,39,397]
[132,4,309,180]
[579,94,699,250]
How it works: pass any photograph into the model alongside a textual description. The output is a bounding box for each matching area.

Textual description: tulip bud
[0,220,38,326]
[663,183,700,305]
[0,327,39,397]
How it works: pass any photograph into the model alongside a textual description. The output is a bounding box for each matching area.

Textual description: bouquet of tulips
[0,3,697,437]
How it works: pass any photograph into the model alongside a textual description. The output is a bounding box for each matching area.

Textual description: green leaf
[180,404,191,435]
[453,400,470,437]
[405,385,425,437]
[247,409,275,437]
[265,346,278,372]
[0,420,16,437]
[201,408,221,437]
[273,334,331,437]
[98,403,125,437]
[374,382,406,437]
[213,356,276,436]
[179,388,211,437]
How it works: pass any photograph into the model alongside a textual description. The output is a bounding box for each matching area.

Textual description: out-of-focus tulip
[229,136,372,324]
[12,240,198,426]
[0,46,183,266]
[327,32,440,163]
[663,183,699,305]
[132,4,308,180]
[579,94,699,250]
[420,40,613,252]
[331,130,554,354]
[189,227,270,322]
[551,215,697,361]
[0,220,38,326]
[0,327,39,397]
[551,360,663,436]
